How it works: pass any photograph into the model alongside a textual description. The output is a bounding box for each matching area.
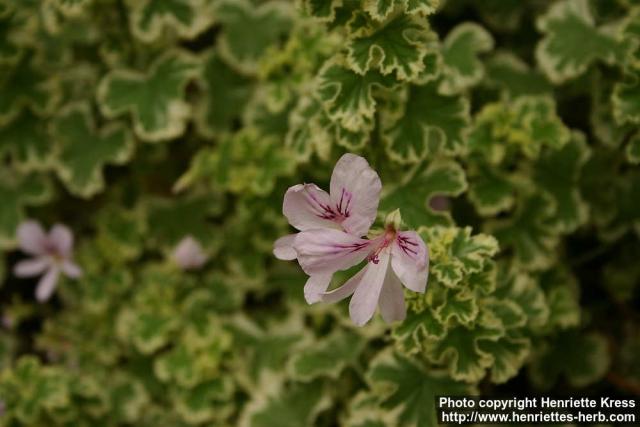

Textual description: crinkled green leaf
[426,312,503,382]
[380,160,467,228]
[317,59,396,132]
[381,81,470,163]
[421,226,499,289]
[536,0,627,83]
[434,289,478,326]
[346,12,434,81]
[51,103,134,198]
[366,350,476,427]
[439,22,493,94]
[393,307,445,355]
[97,50,199,142]
[127,0,214,43]
[215,0,292,75]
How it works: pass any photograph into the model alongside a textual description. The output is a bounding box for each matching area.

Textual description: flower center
[367,227,396,264]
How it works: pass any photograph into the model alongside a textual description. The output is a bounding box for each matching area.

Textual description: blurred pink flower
[13,220,82,302]
[172,236,208,270]
[293,211,428,326]
[273,153,382,303]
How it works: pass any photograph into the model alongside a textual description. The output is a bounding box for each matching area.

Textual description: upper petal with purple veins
[293,228,371,276]
[283,184,341,231]
[330,154,382,237]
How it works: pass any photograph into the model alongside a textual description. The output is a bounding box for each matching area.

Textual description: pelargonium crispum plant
[0,0,639,426]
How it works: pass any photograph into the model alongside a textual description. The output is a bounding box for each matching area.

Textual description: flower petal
[294,229,371,276]
[273,234,297,260]
[49,224,73,256]
[330,154,382,237]
[283,184,339,231]
[172,236,208,270]
[304,273,332,304]
[321,267,366,303]
[16,221,47,255]
[349,251,390,326]
[35,268,60,302]
[14,258,49,277]
[61,261,83,279]
[391,231,429,293]
[379,269,406,323]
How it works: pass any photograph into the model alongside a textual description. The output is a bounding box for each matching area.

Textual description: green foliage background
[1,0,639,425]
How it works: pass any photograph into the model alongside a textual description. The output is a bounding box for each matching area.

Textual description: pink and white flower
[273,153,382,303]
[13,220,82,302]
[172,235,208,271]
[293,211,428,326]
[274,153,429,326]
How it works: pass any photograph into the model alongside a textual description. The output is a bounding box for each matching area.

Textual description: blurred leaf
[366,350,475,427]
[536,0,627,83]
[380,160,467,228]
[51,103,134,198]
[97,50,200,142]
[439,22,493,94]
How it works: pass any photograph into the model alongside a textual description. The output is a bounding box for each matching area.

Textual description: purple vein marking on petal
[303,186,336,219]
[398,235,419,257]
[336,188,353,217]
[319,241,370,256]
